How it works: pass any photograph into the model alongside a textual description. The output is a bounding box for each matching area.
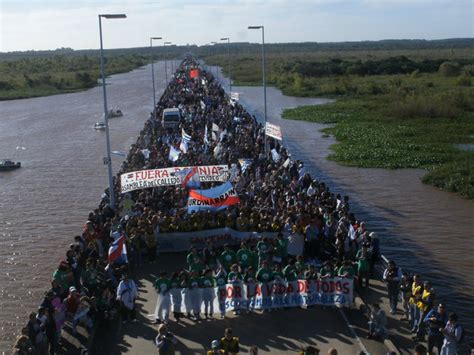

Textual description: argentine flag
[108,235,128,264]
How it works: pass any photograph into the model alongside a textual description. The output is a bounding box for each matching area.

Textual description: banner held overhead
[265,122,283,141]
[120,165,229,193]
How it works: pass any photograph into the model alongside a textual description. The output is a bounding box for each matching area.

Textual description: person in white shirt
[440,313,463,355]
[367,303,387,339]
[116,273,138,323]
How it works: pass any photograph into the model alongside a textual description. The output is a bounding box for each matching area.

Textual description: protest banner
[155,227,279,252]
[265,122,283,141]
[153,278,353,317]
[187,182,240,213]
[120,165,229,193]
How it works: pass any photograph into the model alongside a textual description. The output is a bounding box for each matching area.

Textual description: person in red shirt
[64,286,80,315]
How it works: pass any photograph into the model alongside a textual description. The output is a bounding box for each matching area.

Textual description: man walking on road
[383,260,402,315]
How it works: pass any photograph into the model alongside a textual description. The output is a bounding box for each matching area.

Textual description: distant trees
[438,61,460,76]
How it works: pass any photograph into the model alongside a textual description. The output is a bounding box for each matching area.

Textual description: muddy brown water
[1,64,473,351]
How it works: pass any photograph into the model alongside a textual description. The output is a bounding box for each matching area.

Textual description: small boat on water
[94,122,106,130]
[0,159,21,171]
[106,108,123,118]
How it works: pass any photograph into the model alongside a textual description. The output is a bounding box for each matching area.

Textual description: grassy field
[205,45,474,199]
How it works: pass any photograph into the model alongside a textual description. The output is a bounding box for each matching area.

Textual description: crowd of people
[12,56,469,355]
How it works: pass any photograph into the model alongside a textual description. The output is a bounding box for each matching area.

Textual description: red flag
[189,69,199,79]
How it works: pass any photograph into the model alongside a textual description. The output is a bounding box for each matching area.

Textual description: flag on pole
[239,158,253,173]
[180,129,191,153]
[169,146,180,162]
[271,148,281,162]
[204,125,209,145]
[108,235,128,264]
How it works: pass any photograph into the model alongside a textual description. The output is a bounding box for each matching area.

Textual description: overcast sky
[0,0,472,52]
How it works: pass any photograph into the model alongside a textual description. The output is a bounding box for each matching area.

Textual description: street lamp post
[210,41,219,80]
[220,37,231,93]
[98,13,126,210]
[248,25,267,156]
[150,36,162,120]
[164,41,172,85]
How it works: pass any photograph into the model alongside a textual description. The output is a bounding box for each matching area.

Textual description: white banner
[154,278,353,317]
[120,165,229,193]
[265,122,283,141]
[156,227,279,252]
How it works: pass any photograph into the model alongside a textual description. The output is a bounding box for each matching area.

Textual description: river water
[1,63,472,351]
[0,62,175,351]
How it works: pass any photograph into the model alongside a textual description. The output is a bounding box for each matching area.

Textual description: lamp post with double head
[150,36,162,120]
[98,13,126,210]
[248,25,267,156]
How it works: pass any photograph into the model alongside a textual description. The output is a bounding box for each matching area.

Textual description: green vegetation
[280,76,474,198]
[0,54,149,100]
[202,39,474,198]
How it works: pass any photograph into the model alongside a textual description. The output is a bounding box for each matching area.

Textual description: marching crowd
[12,56,469,355]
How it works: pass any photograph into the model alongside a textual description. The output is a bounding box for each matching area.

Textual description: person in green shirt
[201,269,215,319]
[256,261,274,312]
[305,264,318,280]
[215,266,227,319]
[236,242,252,271]
[81,261,99,294]
[169,272,183,322]
[356,245,370,288]
[220,244,236,271]
[276,232,288,264]
[187,247,202,266]
[295,255,306,274]
[319,260,334,279]
[283,260,298,282]
[271,238,283,265]
[256,261,274,283]
[188,270,202,320]
[227,264,243,315]
[53,261,72,293]
[189,258,205,274]
[273,264,284,282]
[244,266,257,313]
[153,271,171,324]
[248,246,258,270]
[338,260,356,278]
[244,266,257,283]
[227,264,243,283]
[257,237,271,266]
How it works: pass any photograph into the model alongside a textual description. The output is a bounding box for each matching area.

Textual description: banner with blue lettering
[187,182,240,213]
[153,278,353,316]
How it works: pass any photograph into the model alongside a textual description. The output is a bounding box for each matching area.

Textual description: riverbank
[0,54,149,100]
[282,93,474,199]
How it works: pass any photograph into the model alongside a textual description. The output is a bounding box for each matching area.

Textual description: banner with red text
[120,165,229,193]
[154,278,353,317]
[265,122,283,141]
